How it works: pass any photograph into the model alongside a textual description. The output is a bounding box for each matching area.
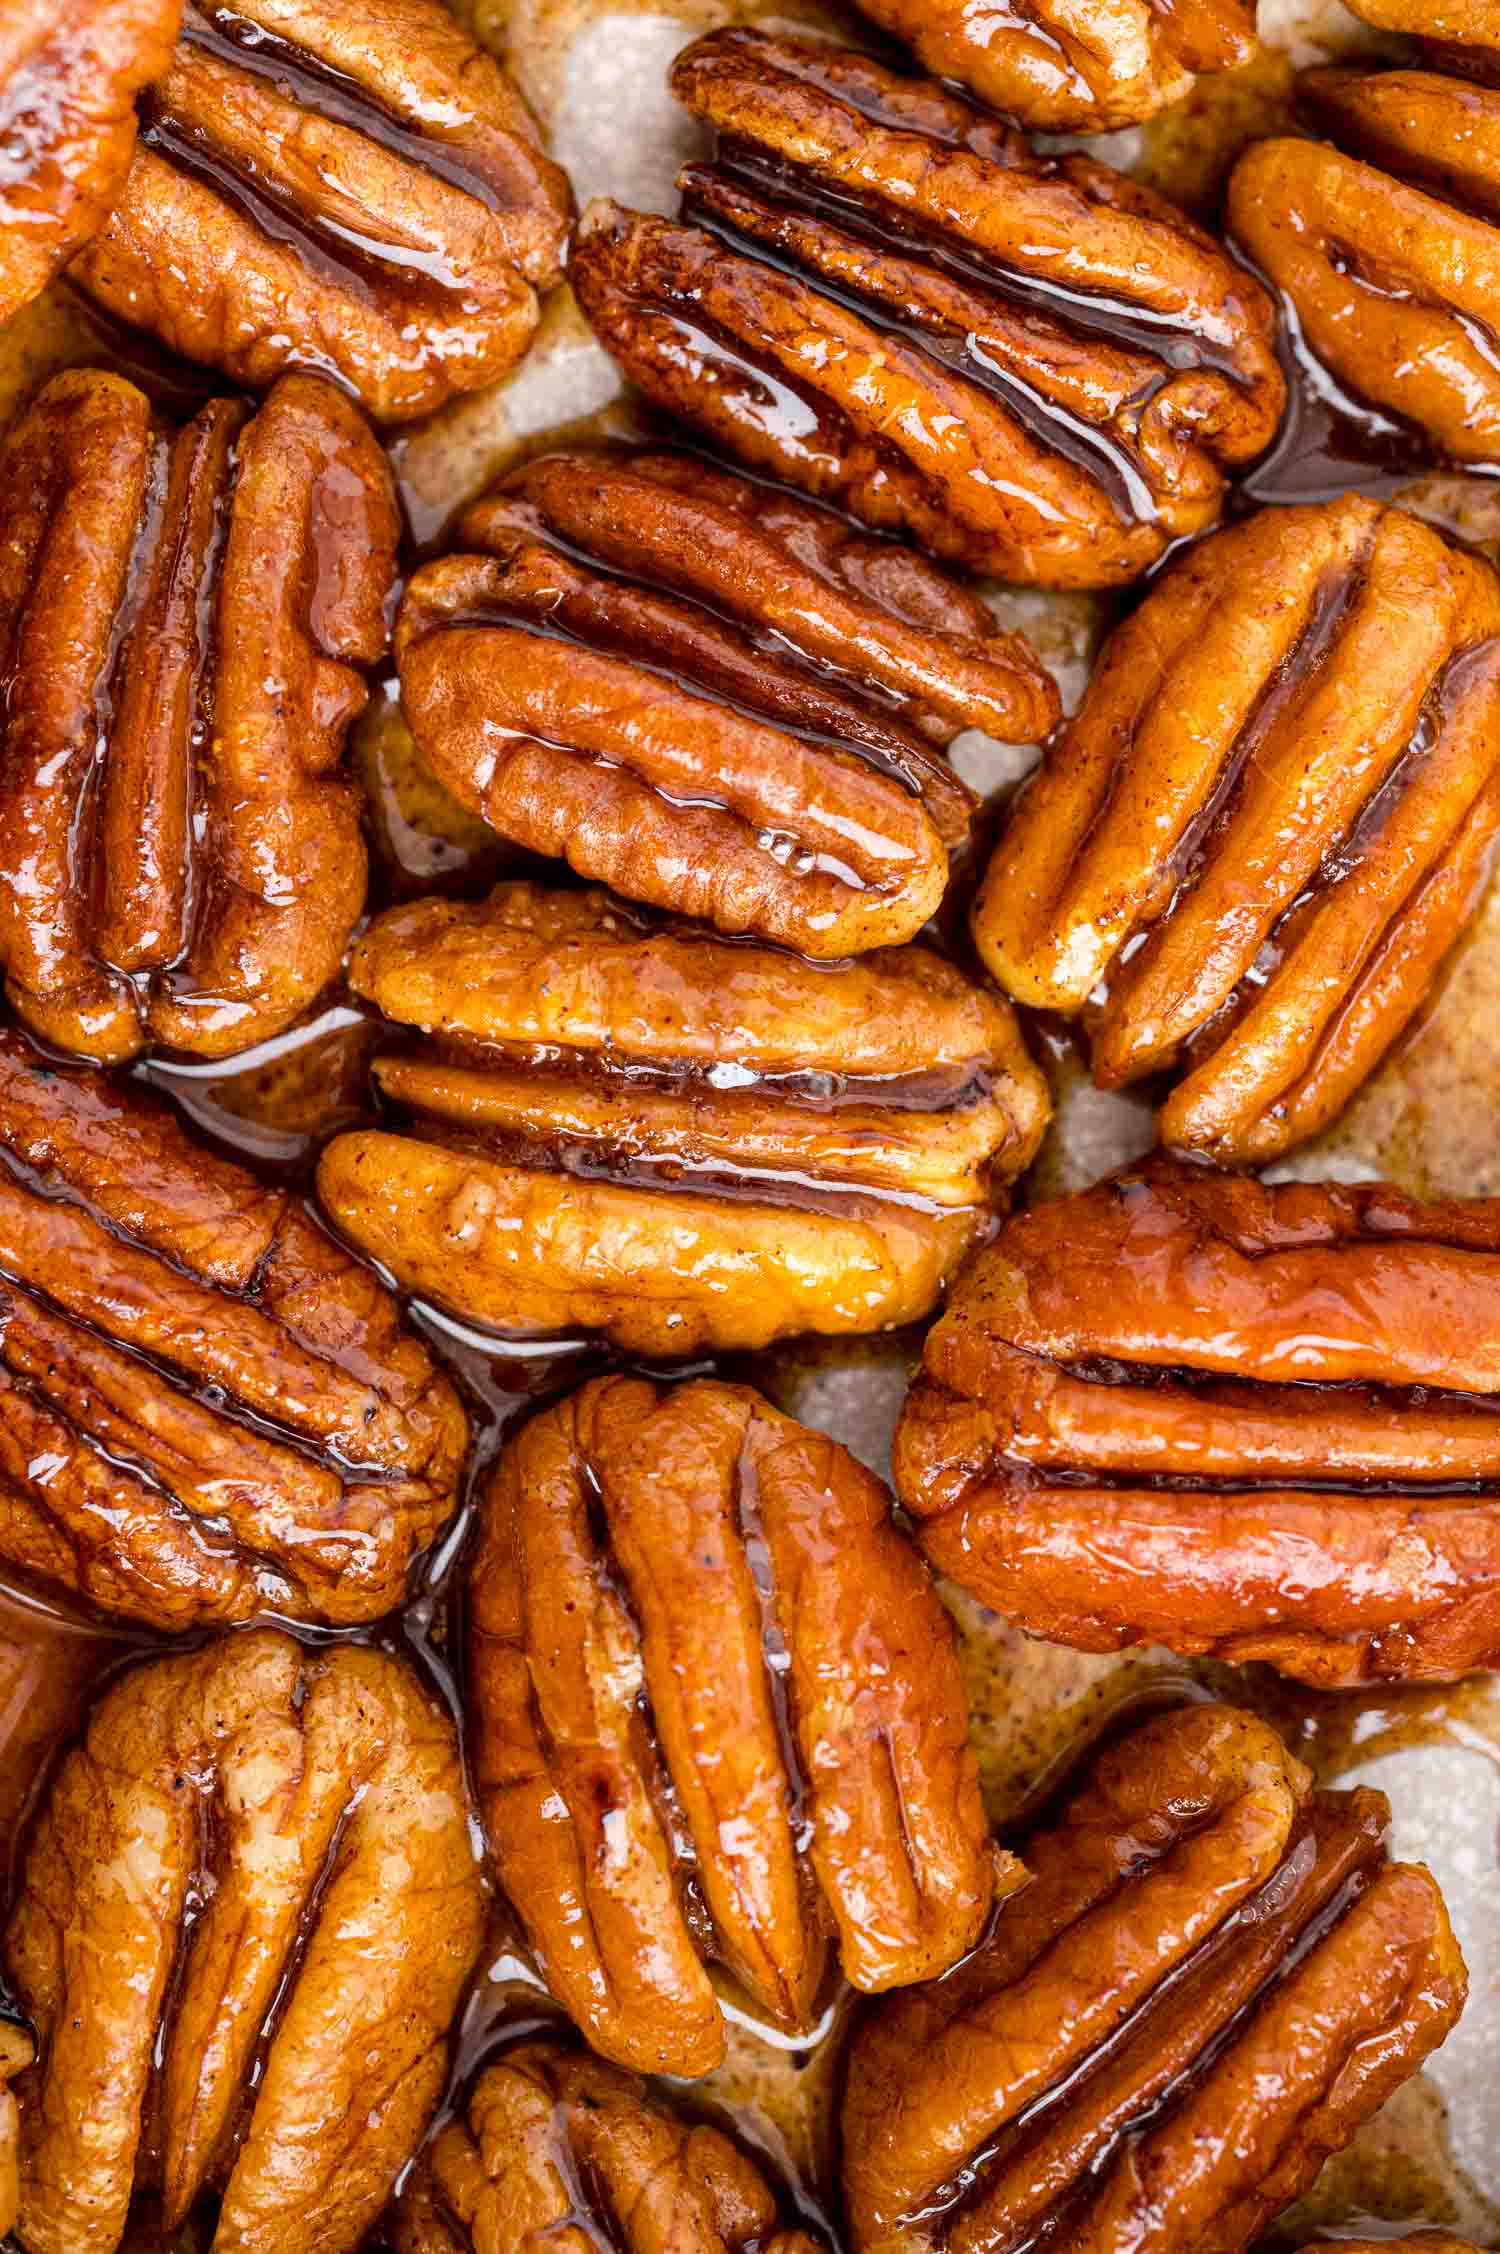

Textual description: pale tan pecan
[0,364,399,1063]
[70,0,574,422]
[0,1026,468,1630]
[569,30,1284,589]
[843,1704,1467,2254]
[5,1628,486,2254]
[894,1157,1500,1687]
[468,1374,1011,2078]
[395,446,1059,956]
[973,496,1500,1163]
[0,2015,32,2243]
[318,882,1050,1354]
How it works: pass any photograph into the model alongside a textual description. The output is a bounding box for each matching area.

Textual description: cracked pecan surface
[318,883,1049,1353]
[396,446,1058,957]
[894,1158,1500,1687]
[5,1628,486,2254]
[0,1027,467,1630]
[69,0,574,421]
[0,365,399,1063]
[973,497,1500,1163]
[468,1374,1011,2078]
[570,30,1283,589]
[843,1703,1467,2254]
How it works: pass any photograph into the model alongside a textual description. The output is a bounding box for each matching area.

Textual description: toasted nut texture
[322,883,1049,1353]
[396,447,1059,956]
[0,1028,467,1629]
[974,497,1500,1163]
[570,31,1283,589]
[0,0,181,321]
[0,2016,33,2241]
[468,1375,1010,2077]
[6,1629,486,2254]
[396,2042,827,2254]
[0,366,399,1063]
[895,1158,1500,1687]
[1344,0,1499,37]
[70,0,574,421]
[843,1704,1467,2254]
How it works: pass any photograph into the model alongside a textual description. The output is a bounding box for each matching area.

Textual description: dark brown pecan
[70,0,574,422]
[317,882,1050,1354]
[468,1374,1012,2077]
[894,1157,1500,1687]
[973,496,1500,1163]
[5,1628,486,2254]
[842,1704,1468,2254]
[0,1027,467,1630]
[395,446,1059,956]
[0,365,399,1063]
[569,30,1284,590]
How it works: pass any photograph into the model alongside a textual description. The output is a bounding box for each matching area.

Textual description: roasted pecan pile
[843,1704,1467,2254]
[69,0,574,421]
[468,1373,1012,2075]
[318,883,1049,1352]
[974,496,1500,1162]
[396,2042,827,2254]
[895,1158,1500,1687]
[5,1629,486,2254]
[0,365,399,1063]
[570,30,1284,588]
[0,1029,467,1629]
[395,446,1058,955]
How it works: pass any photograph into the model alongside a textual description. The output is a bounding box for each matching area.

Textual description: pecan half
[318,882,1049,1354]
[0,365,399,1063]
[0,1027,467,1629]
[842,1703,1467,2254]
[70,0,574,422]
[973,496,1500,1163]
[468,1374,1012,2077]
[395,446,1059,956]
[894,1157,1500,1687]
[0,2015,32,2243]
[569,30,1284,589]
[5,1629,486,2254]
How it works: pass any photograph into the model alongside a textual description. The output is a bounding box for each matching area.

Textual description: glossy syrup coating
[395,446,1059,958]
[973,496,1500,1163]
[895,1158,1500,1686]
[5,1629,487,2254]
[842,1704,1467,2254]
[70,0,575,421]
[570,30,1284,590]
[467,1374,1012,2077]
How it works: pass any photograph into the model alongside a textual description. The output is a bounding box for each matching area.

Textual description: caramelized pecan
[0,2014,32,2242]
[318,883,1049,1354]
[0,366,398,1063]
[842,1704,1467,2254]
[1297,2243,1484,2253]
[395,446,1059,956]
[468,1374,1010,2077]
[894,1157,1500,1687]
[70,0,574,422]
[5,1629,485,2254]
[0,1028,467,1630]
[570,30,1284,589]
[973,496,1500,1163]
[1344,0,1499,36]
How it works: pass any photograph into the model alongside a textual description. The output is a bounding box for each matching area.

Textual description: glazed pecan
[1,2014,32,2242]
[843,1704,1467,2254]
[973,496,1500,1163]
[396,2044,828,2254]
[894,1157,1500,1687]
[319,883,1049,1354]
[395,446,1059,956]
[570,30,1284,589]
[1337,0,1500,62]
[468,1374,1011,2077]
[70,0,574,422]
[5,1629,486,2254]
[1297,2243,1484,2253]
[0,365,399,1063]
[0,1028,467,1630]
